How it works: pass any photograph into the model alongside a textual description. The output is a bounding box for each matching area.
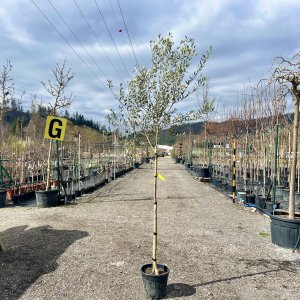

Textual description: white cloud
[0,7,34,46]
[0,0,299,123]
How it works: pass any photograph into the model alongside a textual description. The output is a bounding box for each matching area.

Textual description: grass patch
[259,232,269,237]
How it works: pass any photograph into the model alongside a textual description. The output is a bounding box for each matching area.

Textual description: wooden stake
[152,150,159,275]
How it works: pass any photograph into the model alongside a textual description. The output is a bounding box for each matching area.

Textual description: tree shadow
[192,258,300,288]
[166,283,196,298]
[165,258,300,298]
[0,225,88,300]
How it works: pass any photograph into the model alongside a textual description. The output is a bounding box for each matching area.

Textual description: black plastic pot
[246,194,255,204]
[134,162,140,169]
[35,190,59,208]
[75,189,83,197]
[270,214,300,250]
[256,196,266,209]
[175,158,181,163]
[0,189,7,208]
[141,263,170,299]
[196,167,210,178]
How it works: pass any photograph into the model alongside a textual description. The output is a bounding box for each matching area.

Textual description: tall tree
[110,33,212,274]
[271,52,300,219]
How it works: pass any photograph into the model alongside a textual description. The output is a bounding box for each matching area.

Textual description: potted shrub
[35,58,74,208]
[109,33,211,299]
[269,52,300,250]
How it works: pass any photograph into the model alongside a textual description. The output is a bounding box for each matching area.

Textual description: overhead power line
[94,0,131,79]
[73,0,127,79]
[30,0,114,97]
[116,0,139,66]
[47,0,110,81]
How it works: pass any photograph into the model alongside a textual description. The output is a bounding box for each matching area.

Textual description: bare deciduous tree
[271,52,300,219]
[42,57,75,190]
[0,61,14,123]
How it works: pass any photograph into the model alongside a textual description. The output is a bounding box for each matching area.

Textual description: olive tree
[110,33,211,274]
[271,52,300,219]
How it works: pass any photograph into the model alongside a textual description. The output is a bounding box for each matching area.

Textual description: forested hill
[3,107,108,134]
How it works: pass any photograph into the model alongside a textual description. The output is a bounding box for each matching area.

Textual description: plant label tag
[157,173,166,181]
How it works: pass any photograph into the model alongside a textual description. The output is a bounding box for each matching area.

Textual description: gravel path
[0,157,299,300]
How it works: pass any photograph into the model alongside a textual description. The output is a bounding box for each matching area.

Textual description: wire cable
[47,0,111,81]
[108,0,132,64]
[116,0,139,66]
[73,0,127,79]
[94,0,131,78]
[30,0,114,97]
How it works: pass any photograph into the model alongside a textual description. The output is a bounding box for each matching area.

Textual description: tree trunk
[289,100,299,219]
[152,149,159,274]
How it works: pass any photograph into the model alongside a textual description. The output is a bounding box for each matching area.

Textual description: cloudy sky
[1,0,299,124]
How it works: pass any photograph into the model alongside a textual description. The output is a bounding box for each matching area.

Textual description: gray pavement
[0,157,299,300]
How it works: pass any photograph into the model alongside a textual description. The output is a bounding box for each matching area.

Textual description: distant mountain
[159,122,204,145]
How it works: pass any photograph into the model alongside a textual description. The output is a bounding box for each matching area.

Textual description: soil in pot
[141,263,170,299]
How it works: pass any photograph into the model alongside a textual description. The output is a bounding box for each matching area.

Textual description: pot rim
[141,263,170,277]
[269,213,300,224]
[35,189,59,194]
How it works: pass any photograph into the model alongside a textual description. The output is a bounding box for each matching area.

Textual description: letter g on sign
[44,116,67,141]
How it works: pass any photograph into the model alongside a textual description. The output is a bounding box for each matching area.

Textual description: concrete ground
[0,157,299,300]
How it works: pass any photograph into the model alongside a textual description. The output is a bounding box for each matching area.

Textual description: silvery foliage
[108,33,212,149]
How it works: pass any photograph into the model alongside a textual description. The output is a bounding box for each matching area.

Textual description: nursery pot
[270,214,300,250]
[246,194,256,204]
[141,263,170,299]
[134,162,140,169]
[0,189,7,208]
[197,167,210,178]
[35,190,59,208]
[256,196,266,209]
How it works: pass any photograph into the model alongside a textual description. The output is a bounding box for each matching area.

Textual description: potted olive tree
[35,58,74,208]
[269,52,300,250]
[109,33,211,299]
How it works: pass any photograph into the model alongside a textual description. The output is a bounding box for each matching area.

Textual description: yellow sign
[44,116,67,141]
[157,173,166,181]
